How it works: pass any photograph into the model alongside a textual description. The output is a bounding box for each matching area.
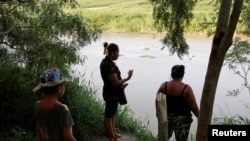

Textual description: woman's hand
[127,69,133,80]
[109,69,134,87]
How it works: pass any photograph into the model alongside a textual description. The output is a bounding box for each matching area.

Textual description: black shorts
[104,99,119,118]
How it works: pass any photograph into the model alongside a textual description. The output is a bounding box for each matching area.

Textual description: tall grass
[74,0,246,34]
[212,115,250,125]
[0,74,156,140]
[61,76,156,140]
[116,106,156,141]
[77,0,155,33]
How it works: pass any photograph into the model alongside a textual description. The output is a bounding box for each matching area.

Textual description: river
[73,32,250,138]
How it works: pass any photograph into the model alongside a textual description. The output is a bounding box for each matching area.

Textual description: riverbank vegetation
[77,0,246,34]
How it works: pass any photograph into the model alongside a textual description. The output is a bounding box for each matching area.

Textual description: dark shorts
[168,114,193,141]
[104,99,119,118]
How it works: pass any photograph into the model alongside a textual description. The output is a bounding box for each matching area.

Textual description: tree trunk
[196,1,244,141]
[156,92,168,141]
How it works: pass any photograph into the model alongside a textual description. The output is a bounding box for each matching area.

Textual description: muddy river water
[73,32,250,138]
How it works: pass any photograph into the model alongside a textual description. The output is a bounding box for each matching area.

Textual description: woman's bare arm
[108,69,133,87]
[184,86,199,118]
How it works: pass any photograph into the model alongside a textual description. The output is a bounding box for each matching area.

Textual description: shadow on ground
[91,132,136,141]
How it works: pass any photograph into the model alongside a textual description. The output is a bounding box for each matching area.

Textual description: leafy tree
[150,0,196,57]
[0,0,101,139]
[0,0,100,73]
[197,1,243,141]
[150,0,244,141]
[224,37,250,96]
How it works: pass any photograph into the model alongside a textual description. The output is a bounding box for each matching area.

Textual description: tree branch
[226,0,244,41]
[213,1,231,41]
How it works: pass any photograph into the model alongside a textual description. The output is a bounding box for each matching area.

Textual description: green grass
[79,0,153,14]
[74,0,154,32]
[212,115,250,125]
[74,0,247,34]
[73,0,224,33]
[63,77,156,140]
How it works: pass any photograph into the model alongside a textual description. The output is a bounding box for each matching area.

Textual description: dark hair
[41,83,63,95]
[171,65,185,79]
[103,42,119,56]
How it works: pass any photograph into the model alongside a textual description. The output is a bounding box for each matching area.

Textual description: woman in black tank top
[156,65,199,141]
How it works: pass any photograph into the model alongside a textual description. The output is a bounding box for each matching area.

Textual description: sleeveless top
[165,82,192,116]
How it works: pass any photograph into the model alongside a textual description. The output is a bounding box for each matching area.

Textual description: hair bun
[103,42,108,48]
[171,65,185,79]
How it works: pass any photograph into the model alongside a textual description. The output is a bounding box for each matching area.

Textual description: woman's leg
[112,117,122,138]
[174,116,193,141]
[104,118,117,141]
[104,100,119,141]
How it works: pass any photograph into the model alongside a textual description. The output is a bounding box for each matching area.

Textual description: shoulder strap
[181,84,188,96]
[164,81,168,94]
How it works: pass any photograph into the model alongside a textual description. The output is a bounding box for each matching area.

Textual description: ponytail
[103,42,109,56]
[103,42,119,56]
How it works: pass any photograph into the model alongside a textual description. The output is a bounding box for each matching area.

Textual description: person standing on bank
[156,65,199,141]
[100,42,133,141]
[32,68,76,141]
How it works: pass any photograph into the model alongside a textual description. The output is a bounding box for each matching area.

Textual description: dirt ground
[91,132,136,141]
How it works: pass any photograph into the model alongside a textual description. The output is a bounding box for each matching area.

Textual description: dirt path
[91,132,136,141]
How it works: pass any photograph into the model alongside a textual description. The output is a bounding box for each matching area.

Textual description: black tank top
[165,82,192,116]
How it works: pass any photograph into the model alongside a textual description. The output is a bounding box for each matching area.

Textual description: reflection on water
[74,32,250,136]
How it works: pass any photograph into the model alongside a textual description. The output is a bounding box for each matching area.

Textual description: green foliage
[115,106,156,140]
[0,126,36,141]
[240,0,250,35]
[224,37,250,96]
[0,0,100,140]
[0,0,101,74]
[193,0,219,36]
[150,0,197,57]
[58,78,104,140]
[78,0,248,38]
[78,0,154,33]
[212,115,250,125]
[60,77,156,140]
[226,88,242,97]
[0,60,37,131]
[225,37,250,70]
[194,0,250,36]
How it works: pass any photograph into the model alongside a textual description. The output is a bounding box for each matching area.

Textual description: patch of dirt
[91,132,136,141]
[87,7,108,11]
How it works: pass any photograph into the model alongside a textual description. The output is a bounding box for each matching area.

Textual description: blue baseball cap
[32,68,70,93]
